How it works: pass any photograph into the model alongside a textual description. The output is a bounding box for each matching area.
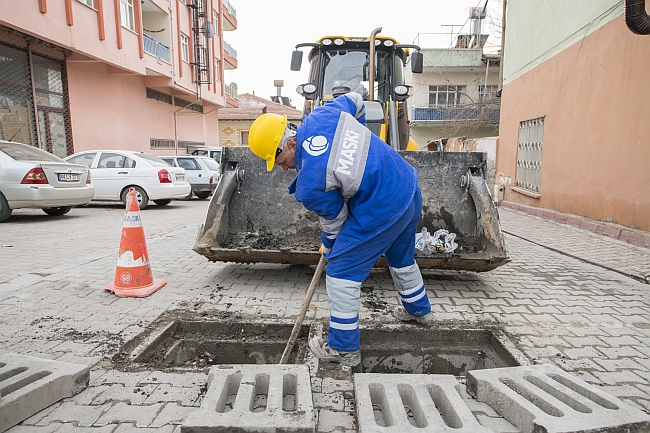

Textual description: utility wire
[410,0,497,98]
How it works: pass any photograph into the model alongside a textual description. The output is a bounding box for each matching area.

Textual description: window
[146,88,172,105]
[98,153,135,169]
[214,58,220,80]
[119,0,135,32]
[198,47,206,67]
[479,85,498,102]
[160,157,177,167]
[76,0,94,7]
[428,85,468,106]
[202,158,220,171]
[66,152,96,167]
[150,139,175,149]
[177,158,201,170]
[181,34,189,63]
[212,10,219,33]
[240,130,249,145]
[516,117,545,195]
[175,97,203,113]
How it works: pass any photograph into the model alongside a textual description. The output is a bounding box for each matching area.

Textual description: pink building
[497,1,650,233]
[0,0,238,158]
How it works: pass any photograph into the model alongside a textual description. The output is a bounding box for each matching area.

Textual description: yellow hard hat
[248,113,287,171]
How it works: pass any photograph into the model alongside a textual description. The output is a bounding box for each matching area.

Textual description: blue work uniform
[288,93,431,352]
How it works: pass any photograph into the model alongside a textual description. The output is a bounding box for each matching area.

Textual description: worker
[247,92,433,367]
[348,76,369,100]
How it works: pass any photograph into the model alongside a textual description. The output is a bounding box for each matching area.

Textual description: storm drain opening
[357,326,525,375]
[119,314,311,370]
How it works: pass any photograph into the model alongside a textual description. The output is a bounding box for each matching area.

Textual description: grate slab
[467,364,650,433]
[354,373,493,432]
[0,351,90,433]
[181,364,315,433]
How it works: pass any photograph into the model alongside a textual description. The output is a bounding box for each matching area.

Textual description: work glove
[319,244,331,255]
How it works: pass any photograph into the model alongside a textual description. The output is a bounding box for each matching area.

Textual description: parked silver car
[160,155,220,200]
[0,141,95,222]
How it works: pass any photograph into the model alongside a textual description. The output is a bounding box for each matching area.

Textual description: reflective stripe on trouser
[325,275,361,352]
[325,188,430,352]
[389,263,430,316]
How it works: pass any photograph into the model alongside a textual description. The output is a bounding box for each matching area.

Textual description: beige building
[497,0,650,232]
[407,21,501,149]
[218,93,302,147]
[0,0,238,158]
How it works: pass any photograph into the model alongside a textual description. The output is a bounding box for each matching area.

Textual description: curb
[498,201,650,249]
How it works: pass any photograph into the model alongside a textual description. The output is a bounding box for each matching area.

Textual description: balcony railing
[225,83,238,100]
[222,0,236,18]
[412,103,500,123]
[223,39,237,60]
[143,34,170,63]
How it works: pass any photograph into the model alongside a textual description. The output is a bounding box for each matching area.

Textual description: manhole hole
[357,326,526,376]
[117,314,311,370]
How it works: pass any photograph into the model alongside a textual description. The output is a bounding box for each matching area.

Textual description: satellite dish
[202,22,216,39]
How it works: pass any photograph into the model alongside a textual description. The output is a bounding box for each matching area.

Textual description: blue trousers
[325,188,431,352]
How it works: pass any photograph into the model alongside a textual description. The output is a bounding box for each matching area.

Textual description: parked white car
[0,141,95,222]
[159,155,220,199]
[190,146,222,163]
[64,150,191,209]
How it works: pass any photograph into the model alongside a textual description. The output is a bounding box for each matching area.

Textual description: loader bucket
[194,146,509,272]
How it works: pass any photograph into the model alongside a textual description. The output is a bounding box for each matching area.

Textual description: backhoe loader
[194,32,509,272]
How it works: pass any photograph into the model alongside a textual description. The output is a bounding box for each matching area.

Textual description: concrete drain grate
[467,364,650,433]
[181,364,314,433]
[0,351,90,432]
[354,373,493,432]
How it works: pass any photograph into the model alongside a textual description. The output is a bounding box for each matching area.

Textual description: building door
[0,29,73,156]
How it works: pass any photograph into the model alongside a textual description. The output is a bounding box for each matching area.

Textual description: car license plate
[175,173,185,181]
[58,173,80,182]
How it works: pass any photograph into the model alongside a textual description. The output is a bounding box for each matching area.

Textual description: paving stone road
[0,199,649,432]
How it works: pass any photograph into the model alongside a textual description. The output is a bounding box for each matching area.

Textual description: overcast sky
[223,0,502,107]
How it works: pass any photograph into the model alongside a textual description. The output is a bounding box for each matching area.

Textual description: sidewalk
[498,207,650,284]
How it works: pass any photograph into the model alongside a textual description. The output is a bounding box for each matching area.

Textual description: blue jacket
[288,93,418,258]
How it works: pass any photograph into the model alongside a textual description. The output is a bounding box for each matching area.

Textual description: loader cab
[292,36,422,149]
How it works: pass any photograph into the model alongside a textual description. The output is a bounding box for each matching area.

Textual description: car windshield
[135,152,169,167]
[0,142,64,162]
[202,158,220,171]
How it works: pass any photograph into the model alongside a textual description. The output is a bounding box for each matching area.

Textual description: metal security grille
[150,139,175,149]
[0,29,73,158]
[516,117,544,194]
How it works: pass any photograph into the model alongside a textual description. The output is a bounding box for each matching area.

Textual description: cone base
[104,278,167,298]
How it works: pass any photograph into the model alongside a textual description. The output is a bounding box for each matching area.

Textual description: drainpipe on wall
[497,0,506,97]
[625,0,650,35]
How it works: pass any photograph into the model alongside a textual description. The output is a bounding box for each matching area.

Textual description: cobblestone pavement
[499,208,650,284]
[0,200,649,432]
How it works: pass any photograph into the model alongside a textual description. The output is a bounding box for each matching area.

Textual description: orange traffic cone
[104,188,166,297]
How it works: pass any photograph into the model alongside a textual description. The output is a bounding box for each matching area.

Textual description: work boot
[309,337,361,367]
[393,306,434,325]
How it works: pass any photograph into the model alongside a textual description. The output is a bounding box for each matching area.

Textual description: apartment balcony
[143,34,170,63]
[221,0,237,31]
[411,103,500,124]
[225,82,238,108]
[223,39,238,69]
